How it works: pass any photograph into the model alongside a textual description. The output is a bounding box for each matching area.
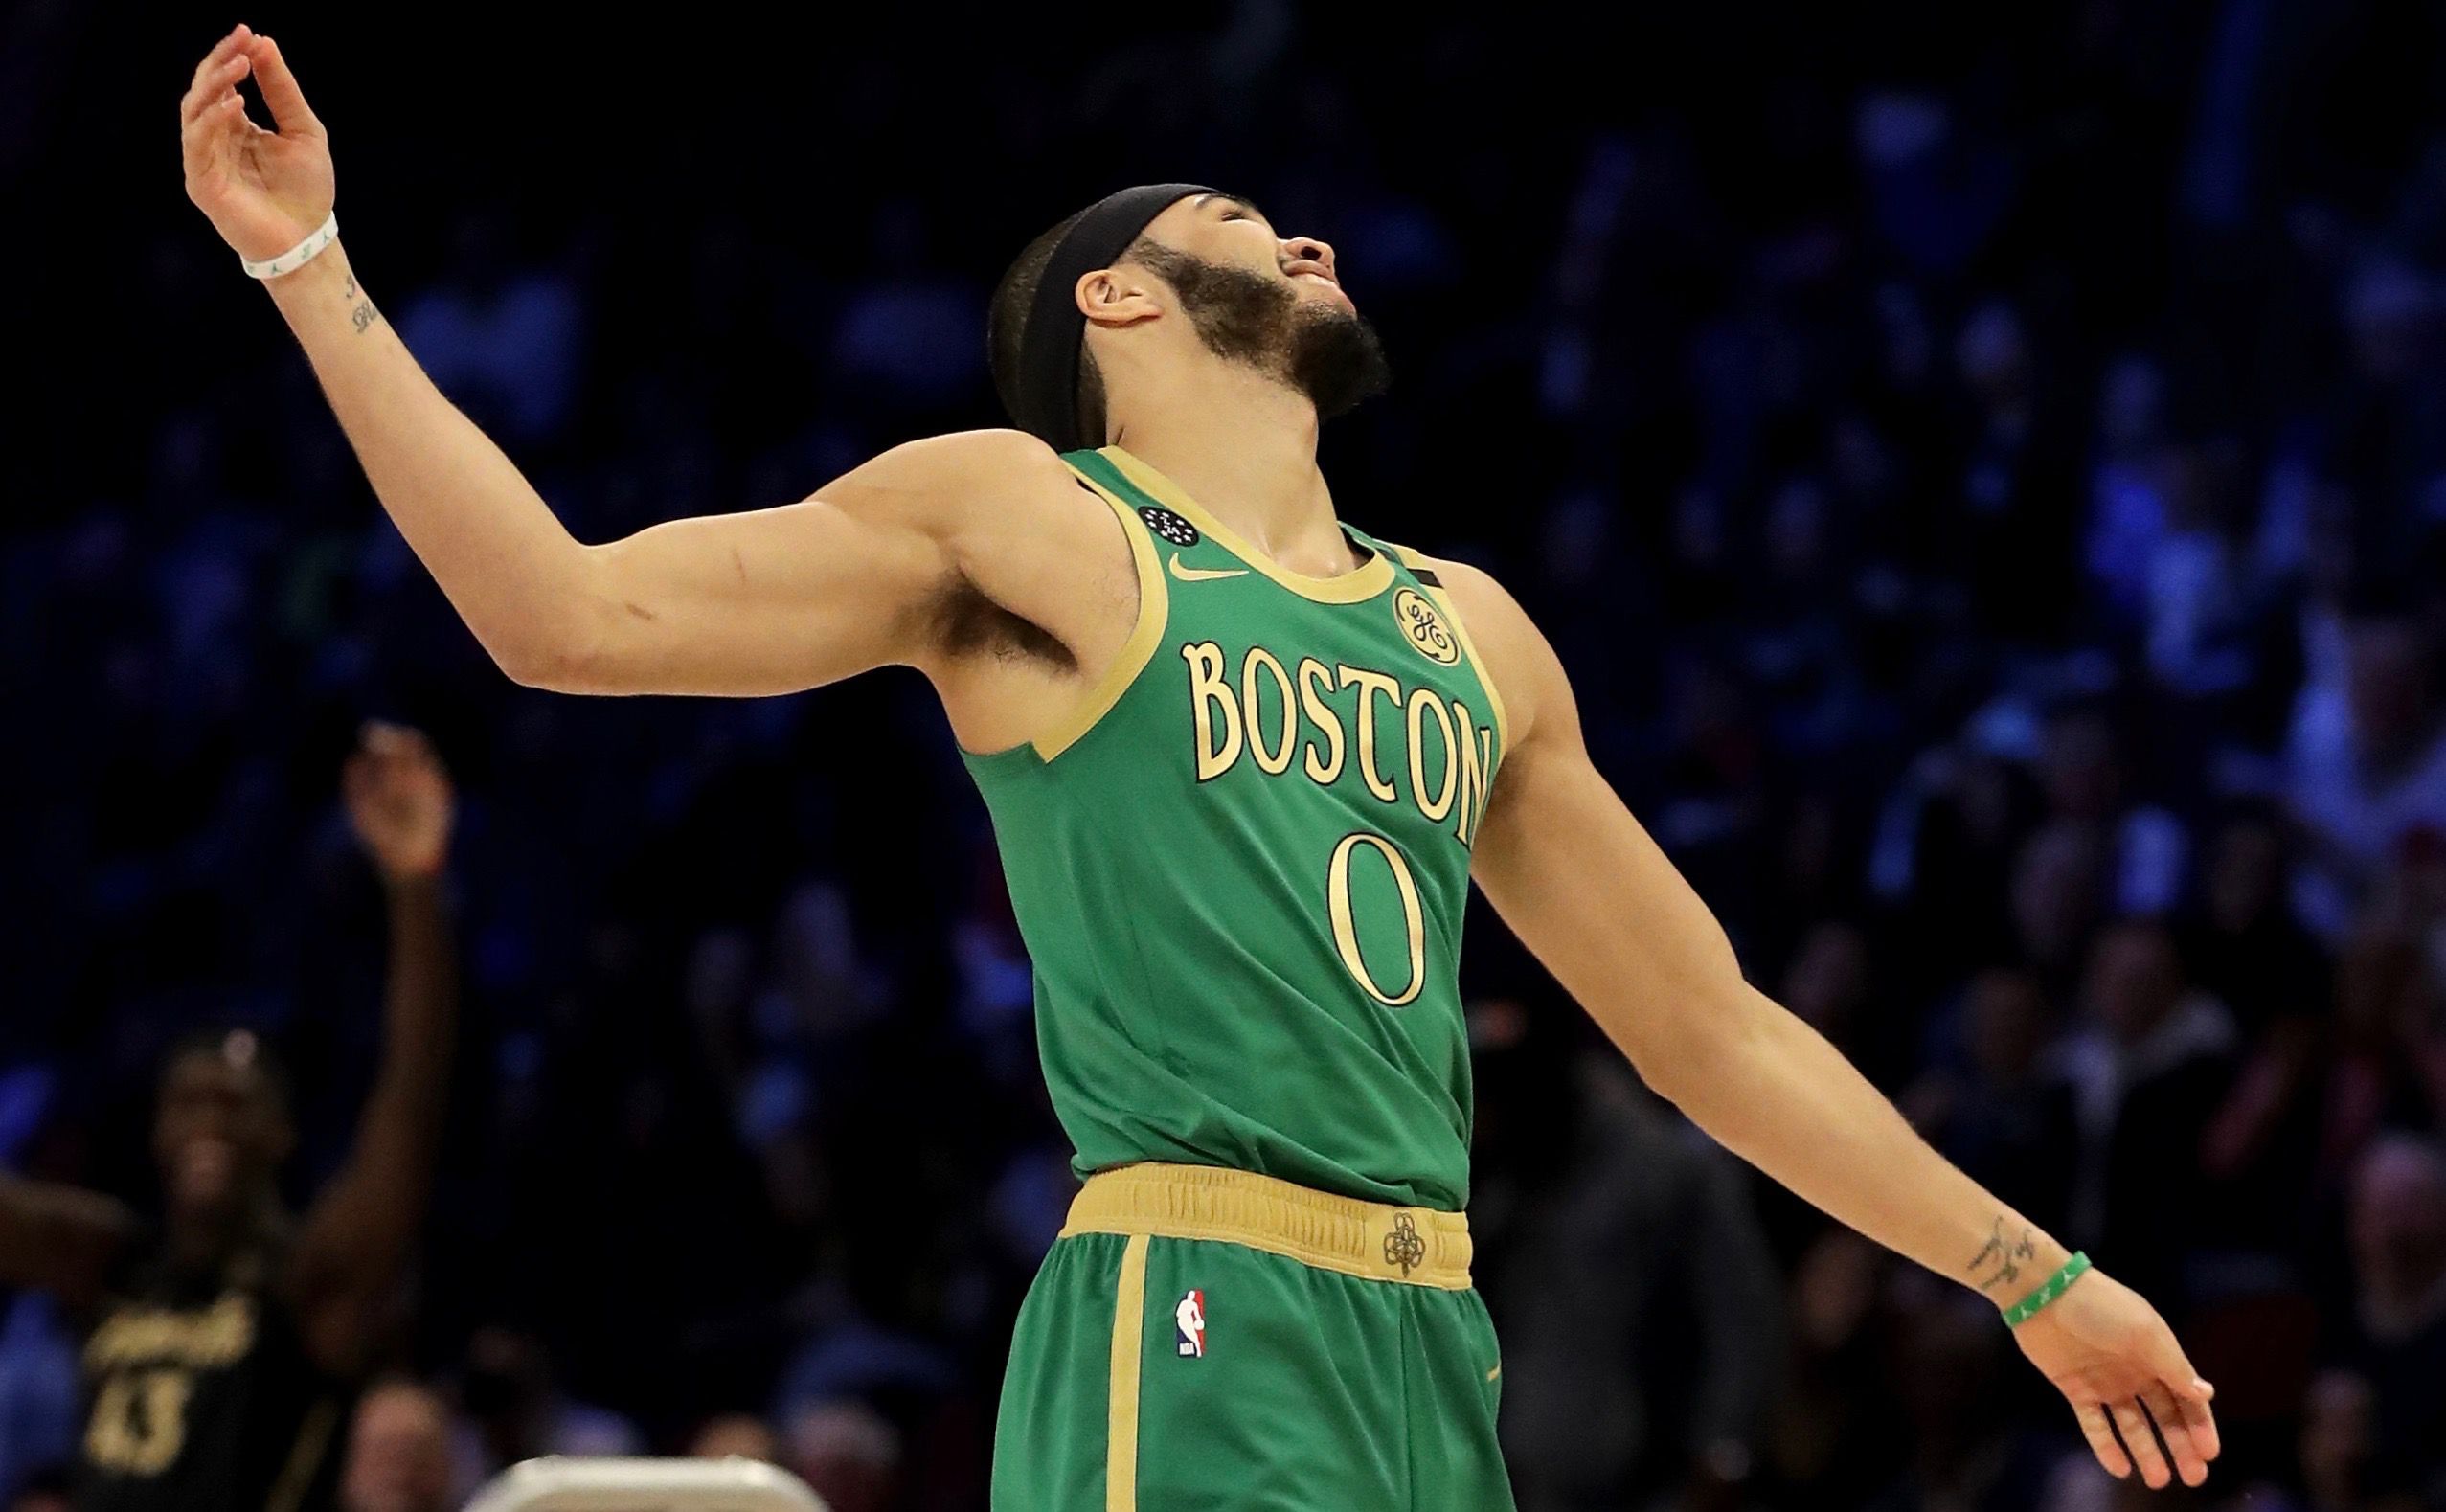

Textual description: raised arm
[180,28,1091,700]
[284,722,458,1378]
[1438,559,2222,1493]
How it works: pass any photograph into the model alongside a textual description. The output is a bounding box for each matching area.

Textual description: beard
[1130,243,1393,420]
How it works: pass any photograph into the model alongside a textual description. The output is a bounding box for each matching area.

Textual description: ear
[1076,265,1165,332]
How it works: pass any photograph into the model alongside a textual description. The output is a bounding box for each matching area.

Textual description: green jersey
[960,445,1509,1212]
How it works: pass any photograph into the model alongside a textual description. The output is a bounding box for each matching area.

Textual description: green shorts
[990,1163,1514,1511]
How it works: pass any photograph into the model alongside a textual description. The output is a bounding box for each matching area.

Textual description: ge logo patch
[1139,506,1200,548]
[1393,587,1460,666]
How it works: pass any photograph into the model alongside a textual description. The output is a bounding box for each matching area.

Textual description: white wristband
[241,211,338,280]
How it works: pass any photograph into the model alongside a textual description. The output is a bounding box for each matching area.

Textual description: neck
[1103,363,1361,577]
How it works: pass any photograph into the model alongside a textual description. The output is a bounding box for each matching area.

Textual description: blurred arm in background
[0,1178,137,1317]
[283,723,458,1379]
[1442,554,2225,1494]
[0,721,459,1378]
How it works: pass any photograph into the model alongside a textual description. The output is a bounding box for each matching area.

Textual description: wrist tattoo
[341,272,377,334]
[1967,1217,2038,1293]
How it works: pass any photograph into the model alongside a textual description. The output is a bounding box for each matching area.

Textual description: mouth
[1285,265,1354,313]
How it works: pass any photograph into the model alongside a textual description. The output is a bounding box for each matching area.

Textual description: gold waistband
[1060,1162,1472,1290]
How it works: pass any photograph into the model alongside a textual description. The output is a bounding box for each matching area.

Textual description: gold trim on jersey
[1062,1162,1473,1290]
[1097,446,1396,605]
[1032,464,1172,762]
[1384,543,1510,761]
[1105,1232,1150,1512]
[263,1397,343,1512]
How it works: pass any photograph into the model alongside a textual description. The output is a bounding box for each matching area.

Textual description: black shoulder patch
[1137,506,1200,548]
[1410,566,1443,588]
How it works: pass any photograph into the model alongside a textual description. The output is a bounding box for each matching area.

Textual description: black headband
[1009,183,1218,453]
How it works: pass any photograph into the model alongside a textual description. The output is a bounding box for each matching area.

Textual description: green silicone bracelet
[2002,1251,2093,1327]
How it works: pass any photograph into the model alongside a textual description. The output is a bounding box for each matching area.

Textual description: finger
[2076,1402,2131,1480]
[188,24,253,99]
[184,94,252,184]
[179,40,249,143]
[179,79,245,183]
[2146,1326,2215,1406]
[246,34,324,139]
[345,744,392,798]
[2140,1386,2211,1487]
[181,54,250,128]
[2146,1327,2223,1460]
[182,102,217,180]
[2152,1330,2231,1409]
[2167,1385,2221,1466]
[367,724,437,771]
[377,742,426,778]
[2111,1400,2171,1490]
[374,722,428,755]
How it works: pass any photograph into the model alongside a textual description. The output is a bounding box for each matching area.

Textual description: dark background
[5,1,2446,1507]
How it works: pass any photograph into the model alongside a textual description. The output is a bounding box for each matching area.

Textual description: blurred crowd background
[8,1,2446,1508]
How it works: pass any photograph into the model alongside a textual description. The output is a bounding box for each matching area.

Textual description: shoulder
[836,428,1079,522]
[1397,552,1524,642]
[800,429,1082,548]
[884,426,1070,477]
[1379,547,1573,751]
[807,430,1119,604]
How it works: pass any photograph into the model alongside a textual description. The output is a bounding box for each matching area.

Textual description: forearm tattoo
[1967,1217,2038,1293]
[342,272,377,334]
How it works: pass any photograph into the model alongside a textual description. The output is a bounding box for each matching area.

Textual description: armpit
[924,573,1077,670]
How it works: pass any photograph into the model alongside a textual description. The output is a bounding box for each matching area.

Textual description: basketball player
[178,24,2222,1507]
[0,721,459,1512]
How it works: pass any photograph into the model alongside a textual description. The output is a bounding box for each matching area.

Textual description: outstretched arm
[1442,560,2221,1492]
[285,723,458,1378]
[0,1175,138,1313]
[181,29,1086,699]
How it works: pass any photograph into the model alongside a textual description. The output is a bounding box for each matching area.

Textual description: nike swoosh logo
[1168,553,1249,582]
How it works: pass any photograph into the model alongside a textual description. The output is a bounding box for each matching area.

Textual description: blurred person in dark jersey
[0,723,458,1512]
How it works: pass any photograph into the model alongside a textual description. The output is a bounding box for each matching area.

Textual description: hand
[180,24,335,264]
[343,722,454,883]
[2010,1265,2221,1489]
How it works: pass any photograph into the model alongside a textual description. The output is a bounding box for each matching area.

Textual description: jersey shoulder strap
[1061,448,1262,578]
[1002,449,1167,764]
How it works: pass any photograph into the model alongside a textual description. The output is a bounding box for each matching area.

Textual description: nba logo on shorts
[1174,1289,1206,1358]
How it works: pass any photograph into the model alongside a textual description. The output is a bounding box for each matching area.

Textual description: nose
[1283,236,1336,278]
